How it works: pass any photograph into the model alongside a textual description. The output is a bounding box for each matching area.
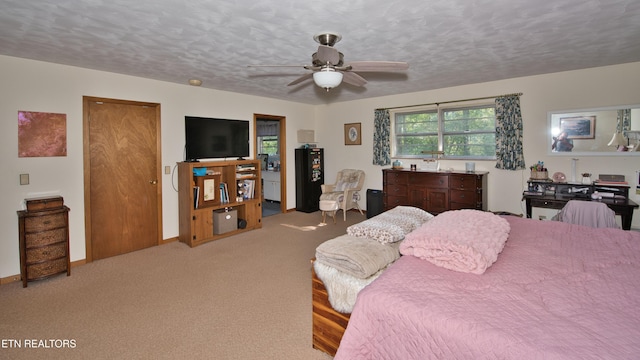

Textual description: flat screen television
[185,116,250,161]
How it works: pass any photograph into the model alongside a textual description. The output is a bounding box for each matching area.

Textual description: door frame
[82,96,163,262]
[253,114,287,213]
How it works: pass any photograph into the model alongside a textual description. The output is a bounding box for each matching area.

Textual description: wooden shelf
[178,160,262,247]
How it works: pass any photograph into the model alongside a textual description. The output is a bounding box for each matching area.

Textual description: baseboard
[1,238,179,286]
[0,274,21,285]
[0,259,87,286]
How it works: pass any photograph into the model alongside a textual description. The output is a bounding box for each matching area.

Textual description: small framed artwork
[559,116,596,139]
[344,123,361,145]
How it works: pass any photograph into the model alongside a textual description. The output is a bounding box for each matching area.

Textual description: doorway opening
[254,114,286,217]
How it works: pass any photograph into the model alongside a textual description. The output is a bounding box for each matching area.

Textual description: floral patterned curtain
[618,109,631,134]
[494,95,525,170]
[372,109,391,166]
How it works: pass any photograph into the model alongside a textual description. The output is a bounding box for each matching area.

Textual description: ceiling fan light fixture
[313,68,343,91]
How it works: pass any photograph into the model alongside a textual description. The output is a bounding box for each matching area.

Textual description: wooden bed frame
[311,259,351,356]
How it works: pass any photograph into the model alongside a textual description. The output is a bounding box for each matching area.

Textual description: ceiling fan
[249,32,409,91]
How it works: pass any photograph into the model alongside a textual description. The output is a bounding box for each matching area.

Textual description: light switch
[20,173,29,185]
[165,166,171,174]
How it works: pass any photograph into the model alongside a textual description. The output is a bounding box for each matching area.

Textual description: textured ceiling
[1,0,639,105]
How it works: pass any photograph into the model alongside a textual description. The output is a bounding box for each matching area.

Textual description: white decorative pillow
[347,206,434,244]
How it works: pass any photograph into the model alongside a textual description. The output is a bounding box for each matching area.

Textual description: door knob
[149,180,158,185]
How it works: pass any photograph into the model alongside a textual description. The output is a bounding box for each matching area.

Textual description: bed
[311,206,434,356]
[333,214,640,359]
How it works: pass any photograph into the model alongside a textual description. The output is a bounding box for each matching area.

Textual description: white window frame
[391,102,497,160]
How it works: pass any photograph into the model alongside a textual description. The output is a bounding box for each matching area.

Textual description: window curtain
[619,109,631,134]
[256,121,278,136]
[372,109,391,165]
[494,95,525,170]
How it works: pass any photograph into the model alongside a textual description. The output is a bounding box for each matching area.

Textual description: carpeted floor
[0,210,365,360]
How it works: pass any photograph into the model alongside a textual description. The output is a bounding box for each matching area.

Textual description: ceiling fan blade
[287,73,313,86]
[316,45,340,65]
[247,64,307,68]
[342,71,367,87]
[347,61,409,72]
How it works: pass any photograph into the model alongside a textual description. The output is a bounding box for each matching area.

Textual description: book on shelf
[236,164,256,171]
[219,182,230,203]
[594,180,628,186]
[193,187,200,208]
[241,179,256,199]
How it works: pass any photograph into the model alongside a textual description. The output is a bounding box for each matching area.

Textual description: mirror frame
[547,104,640,156]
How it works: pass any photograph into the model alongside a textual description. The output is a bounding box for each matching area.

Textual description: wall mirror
[548,105,640,156]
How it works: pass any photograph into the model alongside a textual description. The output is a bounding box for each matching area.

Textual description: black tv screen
[185,116,250,161]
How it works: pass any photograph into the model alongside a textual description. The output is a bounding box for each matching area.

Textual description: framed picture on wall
[559,116,596,139]
[344,123,361,145]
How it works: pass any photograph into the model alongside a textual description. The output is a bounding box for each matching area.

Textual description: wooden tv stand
[177,160,262,247]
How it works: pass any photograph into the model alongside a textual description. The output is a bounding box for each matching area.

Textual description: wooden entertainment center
[178,159,262,247]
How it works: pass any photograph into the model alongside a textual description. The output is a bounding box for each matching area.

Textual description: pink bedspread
[335,216,640,359]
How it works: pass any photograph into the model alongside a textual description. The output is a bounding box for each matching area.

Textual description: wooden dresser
[18,196,70,288]
[383,169,488,213]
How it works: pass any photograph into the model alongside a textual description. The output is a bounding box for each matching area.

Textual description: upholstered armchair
[320,169,365,221]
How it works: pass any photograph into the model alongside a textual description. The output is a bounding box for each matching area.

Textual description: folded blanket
[347,206,434,244]
[400,210,510,274]
[316,234,400,279]
[314,261,384,313]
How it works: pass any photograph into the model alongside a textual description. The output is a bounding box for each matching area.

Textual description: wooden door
[83,97,162,261]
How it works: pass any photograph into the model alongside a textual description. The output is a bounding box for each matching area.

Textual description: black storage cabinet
[295,148,324,213]
[366,189,384,218]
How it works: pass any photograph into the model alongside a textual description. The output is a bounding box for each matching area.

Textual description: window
[258,135,278,155]
[392,103,496,159]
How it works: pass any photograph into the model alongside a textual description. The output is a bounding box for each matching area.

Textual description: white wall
[2,54,639,279]
[0,55,315,278]
[316,62,640,225]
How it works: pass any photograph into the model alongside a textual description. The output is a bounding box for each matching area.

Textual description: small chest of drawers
[18,197,70,288]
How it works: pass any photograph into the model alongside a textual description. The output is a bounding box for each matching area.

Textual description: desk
[522,194,639,230]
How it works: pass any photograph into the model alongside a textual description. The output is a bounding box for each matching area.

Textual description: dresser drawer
[25,242,67,264]
[24,227,67,248]
[26,257,68,280]
[384,196,407,209]
[24,213,67,232]
[385,171,408,184]
[410,174,448,188]
[450,189,477,206]
[449,175,478,190]
[529,198,565,210]
[385,184,407,197]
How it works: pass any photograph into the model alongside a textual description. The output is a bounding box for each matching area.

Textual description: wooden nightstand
[18,196,70,288]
